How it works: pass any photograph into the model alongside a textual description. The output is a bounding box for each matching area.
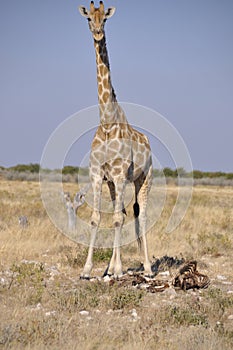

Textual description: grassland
[0,179,233,349]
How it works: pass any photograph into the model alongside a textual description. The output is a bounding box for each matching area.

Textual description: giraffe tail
[133,202,142,251]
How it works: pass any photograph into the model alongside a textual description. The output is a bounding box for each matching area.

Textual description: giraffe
[79,1,153,278]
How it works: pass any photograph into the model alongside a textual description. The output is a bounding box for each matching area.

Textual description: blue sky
[1,0,233,171]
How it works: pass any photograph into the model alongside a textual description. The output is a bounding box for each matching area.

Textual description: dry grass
[0,180,233,349]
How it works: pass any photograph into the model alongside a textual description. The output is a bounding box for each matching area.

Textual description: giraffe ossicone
[79,1,153,278]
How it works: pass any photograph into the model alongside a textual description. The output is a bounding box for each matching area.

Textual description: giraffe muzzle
[93,30,104,41]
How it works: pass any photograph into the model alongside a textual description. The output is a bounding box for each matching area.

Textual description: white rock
[131,309,138,318]
[0,277,6,284]
[127,270,134,276]
[217,275,227,281]
[158,271,170,277]
[106,309,113,314]
[30,303,42,312]
[79,310,89,316]
[45,311,56,317]
[90,277,97,282]
[228,315,233,320]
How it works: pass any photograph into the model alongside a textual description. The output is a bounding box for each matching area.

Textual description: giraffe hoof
[106,273,113,278]
[80,275,90,280]
[144,273,155,279]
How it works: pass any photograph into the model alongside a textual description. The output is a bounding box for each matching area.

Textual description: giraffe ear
[79,6,90,18]
[105,7,116,19]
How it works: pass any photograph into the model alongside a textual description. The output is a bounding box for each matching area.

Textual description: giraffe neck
[94,34,126,128]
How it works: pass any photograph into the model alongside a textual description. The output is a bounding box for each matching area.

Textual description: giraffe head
[79,1,115,41]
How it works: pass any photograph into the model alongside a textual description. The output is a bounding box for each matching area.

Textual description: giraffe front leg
[106,221,123,278]
[111,181,126,278]
[107,248,116,276]
[81,176,102,279]
[81,223,98,279]
[136,171,153,277]
[106,181,116,276]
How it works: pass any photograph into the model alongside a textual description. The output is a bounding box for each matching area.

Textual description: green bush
[62,166,79,175]
[9,163,40,173]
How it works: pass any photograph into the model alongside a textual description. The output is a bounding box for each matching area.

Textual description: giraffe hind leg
[134,169,153,277]
[133,200,142,250]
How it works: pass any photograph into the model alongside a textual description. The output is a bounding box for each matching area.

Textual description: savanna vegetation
[0,176,233,349]
[0,163,233,186]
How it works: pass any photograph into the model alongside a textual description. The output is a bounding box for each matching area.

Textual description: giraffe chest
[90,126,151,181]
[90,137,131,180]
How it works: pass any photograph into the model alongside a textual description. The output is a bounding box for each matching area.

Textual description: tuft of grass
[60,245,88,268]
[0,317,60,348]
[207,287,233,313]
[111,288,145,310]
[60,246,113,268]
[197,231,232,255]
[49,280,110,312]
[51,286,100,311]
[166,305,209,327]
[9,261,47,305]
[93,248,113,263]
